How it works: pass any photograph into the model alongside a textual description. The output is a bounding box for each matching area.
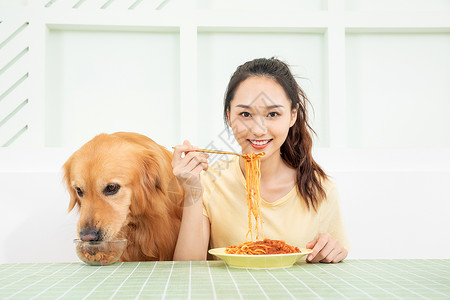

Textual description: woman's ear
[289,104,299,127]
[226,109,231,127]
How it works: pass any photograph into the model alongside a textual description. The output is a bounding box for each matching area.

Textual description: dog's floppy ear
[133,149,167,213]
[62,156,80,213]
[129,148,179,260]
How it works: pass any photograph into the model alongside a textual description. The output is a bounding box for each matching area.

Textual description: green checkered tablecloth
[0,259,449,299]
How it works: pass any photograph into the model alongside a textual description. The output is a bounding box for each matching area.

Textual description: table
[0,259,449,299]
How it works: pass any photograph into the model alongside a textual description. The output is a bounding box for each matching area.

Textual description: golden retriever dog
[63,132,184,261]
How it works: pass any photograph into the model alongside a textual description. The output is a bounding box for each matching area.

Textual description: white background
[0,0,449,263]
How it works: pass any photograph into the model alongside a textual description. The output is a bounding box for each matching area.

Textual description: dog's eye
[104,184,120,196]
[75,187,84,197]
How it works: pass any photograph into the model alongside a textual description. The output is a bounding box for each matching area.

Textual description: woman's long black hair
[224,57,328,211]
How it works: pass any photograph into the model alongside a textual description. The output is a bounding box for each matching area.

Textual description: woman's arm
[306,182,349,263]
[174,212,210,261]
[172,141,210,260]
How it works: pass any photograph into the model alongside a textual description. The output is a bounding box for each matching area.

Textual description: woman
[172,57,349,263]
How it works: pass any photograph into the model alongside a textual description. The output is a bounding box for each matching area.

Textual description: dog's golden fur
[63,132,184,261]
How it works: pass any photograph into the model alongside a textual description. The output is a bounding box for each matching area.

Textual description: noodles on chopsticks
[242,152,265,241]
[225,152,301,255]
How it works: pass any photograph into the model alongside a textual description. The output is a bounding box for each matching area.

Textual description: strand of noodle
[245,157,253,241]
[250,156,256,239]
[255,157,263,238]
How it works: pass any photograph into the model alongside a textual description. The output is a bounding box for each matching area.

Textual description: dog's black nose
[80,229,101,241]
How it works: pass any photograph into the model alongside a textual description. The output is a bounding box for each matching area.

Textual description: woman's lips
[248,139,272,149]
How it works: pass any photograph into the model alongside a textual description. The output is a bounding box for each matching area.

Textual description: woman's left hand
[306,233,348,263]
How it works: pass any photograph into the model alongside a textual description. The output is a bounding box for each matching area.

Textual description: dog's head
[63,132,175,242]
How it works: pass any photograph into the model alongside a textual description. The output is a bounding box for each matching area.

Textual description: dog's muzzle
[80,229,102,241]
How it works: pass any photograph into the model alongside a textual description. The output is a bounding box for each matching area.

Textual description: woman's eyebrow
[266,105,284,109]
[235,104,251,109]
[235,104,285,109]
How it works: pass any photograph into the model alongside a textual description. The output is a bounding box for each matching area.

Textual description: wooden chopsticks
[171,147,242,157]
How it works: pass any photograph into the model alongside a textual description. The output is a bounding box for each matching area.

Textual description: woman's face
[227,76,297,158]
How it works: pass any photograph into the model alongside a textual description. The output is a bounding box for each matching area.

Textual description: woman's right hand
[172,140,209,204]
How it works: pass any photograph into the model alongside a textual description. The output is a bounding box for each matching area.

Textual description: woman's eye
[104,184,120,196]
[240,112,251,118]
[75,187,84,197]
[268,112,279,117]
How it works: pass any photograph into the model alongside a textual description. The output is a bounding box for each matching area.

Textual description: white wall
[0,148,78,263]
[1,148,449,263]
[1,0,449,263]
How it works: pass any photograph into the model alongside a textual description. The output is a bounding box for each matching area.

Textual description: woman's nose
[250,117,267,136]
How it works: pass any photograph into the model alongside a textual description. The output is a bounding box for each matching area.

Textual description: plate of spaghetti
[208,239,312,269]
[209,153,312,269]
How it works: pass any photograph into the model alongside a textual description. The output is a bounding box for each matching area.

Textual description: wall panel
[197,31,327,149]
[45,29,180,148]
[346,32,450,148]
